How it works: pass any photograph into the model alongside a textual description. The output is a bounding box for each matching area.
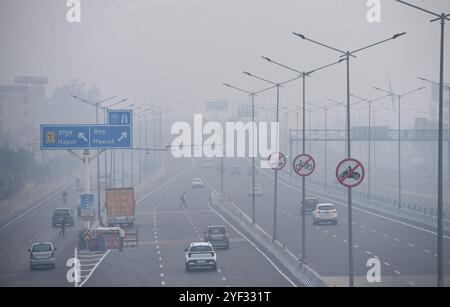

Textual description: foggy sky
[1,0,449,128]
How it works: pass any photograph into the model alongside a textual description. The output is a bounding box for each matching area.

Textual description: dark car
[231,166,241,175]
[302,198,319,215]
[204,226,229,249]
[52,208,74,227]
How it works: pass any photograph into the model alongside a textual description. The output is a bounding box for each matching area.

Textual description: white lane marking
[384,262,390,266]
[408,280,415,286]
[157,250,160,254]
[333,235,338,238]
[395,238,401,242]
[160,264,163,269]
[160,273,164,278]
[394,270,401,275]
[381,233,388,237]
[371,229,377,233]
[360,225,366,229]
[79,249,111,287]
[342,239,348,243]
[0,189,61,232]
[424,250,432,254]
[222,277,227,281]
[135,161,195,204]
[354,245,359,249]
[408,243,415,248]
[323,230,329,234]
[158,257,162,261]
[260,168,450,239]
[366,251,372,255]
[217,268,222,273]
[161,281,166,286]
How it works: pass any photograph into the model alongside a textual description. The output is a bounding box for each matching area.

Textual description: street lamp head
[392,32,407,39]
[261,56,272,62]
[243,71,252,77]
[417,77,428,82]
[292,32,306,39]
[222,83,231,87]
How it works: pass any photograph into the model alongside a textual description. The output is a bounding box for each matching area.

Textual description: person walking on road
[59,216,66,236]
[179,192,187,209]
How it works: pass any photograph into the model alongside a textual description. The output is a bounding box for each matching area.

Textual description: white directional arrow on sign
[78,132,88,142]
[118,132,128,142]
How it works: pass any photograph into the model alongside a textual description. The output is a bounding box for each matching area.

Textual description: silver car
[28,242,56,270]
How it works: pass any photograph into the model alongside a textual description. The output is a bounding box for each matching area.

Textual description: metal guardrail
[210,191,327,287]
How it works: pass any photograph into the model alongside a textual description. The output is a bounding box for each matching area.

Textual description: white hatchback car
[184,242,217,271]
[312,203,338,225]
[192,178,204,189]
[28,242,56,270]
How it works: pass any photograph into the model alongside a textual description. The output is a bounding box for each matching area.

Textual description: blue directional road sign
[41,125,90,149]
[90,125,132,149]
[41,124,132,149]
[108,110,132,126]
[80,194,95,218]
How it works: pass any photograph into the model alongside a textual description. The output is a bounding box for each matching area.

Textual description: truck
[105,187,135,228]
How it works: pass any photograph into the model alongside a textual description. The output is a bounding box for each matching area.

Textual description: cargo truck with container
[105,188,135,228]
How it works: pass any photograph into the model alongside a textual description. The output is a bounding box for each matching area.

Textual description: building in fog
[0,76,47,153]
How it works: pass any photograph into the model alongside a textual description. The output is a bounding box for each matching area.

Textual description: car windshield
[54,209,69,216]
[318,205,334,211]
[190,245,213,252]
[32,243,52,252]
[209,227,225,235]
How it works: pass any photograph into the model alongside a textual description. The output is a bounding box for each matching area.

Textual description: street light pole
[374,86,425,212]
[259,57,343,263]
[350,94,392,204]
[418,77,450,184]
[70,95,127,226]
[294,30,406,287]
[223,83,257,225]
[394,0,449,287]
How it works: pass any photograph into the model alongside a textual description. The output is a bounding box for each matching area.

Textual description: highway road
[1,150,449,287]
[83,157,295,287]
[0,156,296,287]
[202,156,450,287]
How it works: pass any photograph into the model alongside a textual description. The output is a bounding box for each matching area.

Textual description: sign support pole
[84,150,91,229]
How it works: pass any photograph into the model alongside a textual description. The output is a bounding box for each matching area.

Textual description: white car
[313,203,338,225]
[28,242,56,270]
[185,242,217,271]
[248,183,263,197]
[192,178,204,189]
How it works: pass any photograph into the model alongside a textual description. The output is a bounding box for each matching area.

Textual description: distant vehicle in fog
[28,242,56,270]
[248,183,263,197]
[192,178,204,189]
[302,198,319,215]
[231,166,241,175]
[52,208,74,227]
[313,203,338,225]
[201,158,214,168]
[204,225,229,249]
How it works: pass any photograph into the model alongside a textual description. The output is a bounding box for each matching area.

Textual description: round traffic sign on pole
[336,158,365,188]
[268,152,286,170]
[293,154,316,177]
